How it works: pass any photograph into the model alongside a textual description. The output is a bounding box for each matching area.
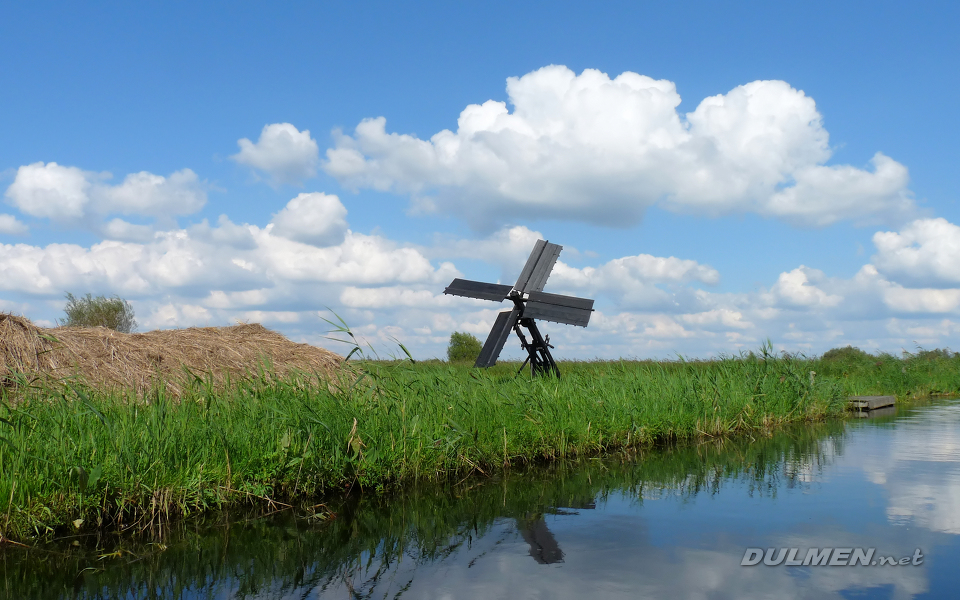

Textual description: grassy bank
[4,420,846,598]
[1,346,958,542]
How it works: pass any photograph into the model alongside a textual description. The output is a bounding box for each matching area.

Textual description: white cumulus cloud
[547,253,719,312]
[0,214,28,235]
[0,225,456,299]
[8,193,960,359]
[231,123,320,186]
[769,266,842,308]
[99,169,207,217]
[553,254,719,288]
[426,225,547,283]
[100,218,156,242]
[3,162,207,226]
[764,153,912,226]
[872,218,960,288]
[270,192,348,247]
[5,162,92,219]
[324,65,914,229]
[340,286,452,309]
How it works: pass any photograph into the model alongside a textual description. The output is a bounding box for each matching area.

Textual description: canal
[3,399,959,599]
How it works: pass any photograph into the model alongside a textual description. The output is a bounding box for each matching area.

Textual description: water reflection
[517,499,595,564]
[851,402,960,536]
[4,402,960,599]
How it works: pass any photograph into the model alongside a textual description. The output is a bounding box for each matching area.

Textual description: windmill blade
[527,291,594,311]
[523,291,594,327]
[525,243,562,293]
[522,303,593,327]
[514,240,546,292]
[444,279,513,302]
[475,308,521,368]
[514,240,562,294]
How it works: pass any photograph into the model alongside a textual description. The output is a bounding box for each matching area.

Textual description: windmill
[443,240,594,377]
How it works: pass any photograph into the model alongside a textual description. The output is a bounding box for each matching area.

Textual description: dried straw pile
[0,313,344,397]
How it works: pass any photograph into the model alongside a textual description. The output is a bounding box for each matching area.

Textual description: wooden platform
[848,395,896,411]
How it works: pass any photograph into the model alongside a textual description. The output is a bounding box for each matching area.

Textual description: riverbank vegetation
[3,420,847,598]
[2,339,959,543]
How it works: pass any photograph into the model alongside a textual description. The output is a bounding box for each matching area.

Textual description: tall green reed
[2,341,955,542]
[2,419,847,599]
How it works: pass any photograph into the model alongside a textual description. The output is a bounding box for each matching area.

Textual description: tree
[60,292,137,333]
[447,331,482,363]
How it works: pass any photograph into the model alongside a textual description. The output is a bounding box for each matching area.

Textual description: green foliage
[821,345,872,364]
[818,345,876,376]
[60,292,137,333]
[446,331,482,363]
[3,340,960,544]
[3,420,845,598]
[912,348,953,361]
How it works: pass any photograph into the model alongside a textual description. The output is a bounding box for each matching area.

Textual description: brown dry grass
[0,312,344,397]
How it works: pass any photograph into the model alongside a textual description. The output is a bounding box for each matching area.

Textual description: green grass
[1,344,958,543]
[2,419,848,598]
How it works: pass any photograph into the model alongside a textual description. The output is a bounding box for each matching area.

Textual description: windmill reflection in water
[516,496,597,564]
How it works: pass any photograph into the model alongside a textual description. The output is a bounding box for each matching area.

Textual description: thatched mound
[0,313,344,398]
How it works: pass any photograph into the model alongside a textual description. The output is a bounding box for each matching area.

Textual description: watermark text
[741,548,923,567]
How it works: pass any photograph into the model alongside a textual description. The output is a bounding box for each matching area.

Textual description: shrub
[447,331,482,363]
[60,292,137,333]
[821,345,872,364]
[816,345,877,377]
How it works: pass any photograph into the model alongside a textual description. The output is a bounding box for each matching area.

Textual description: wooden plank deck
[848,395,896,411]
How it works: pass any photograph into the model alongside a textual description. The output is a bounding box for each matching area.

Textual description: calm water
[4,399,960,599]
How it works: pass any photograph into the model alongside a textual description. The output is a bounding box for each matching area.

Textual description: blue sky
[2,1,959,359]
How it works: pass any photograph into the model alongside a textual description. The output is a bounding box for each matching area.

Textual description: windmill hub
[443,240,594,377]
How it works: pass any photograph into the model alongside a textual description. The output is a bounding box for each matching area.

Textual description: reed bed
[1,340,959,543]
